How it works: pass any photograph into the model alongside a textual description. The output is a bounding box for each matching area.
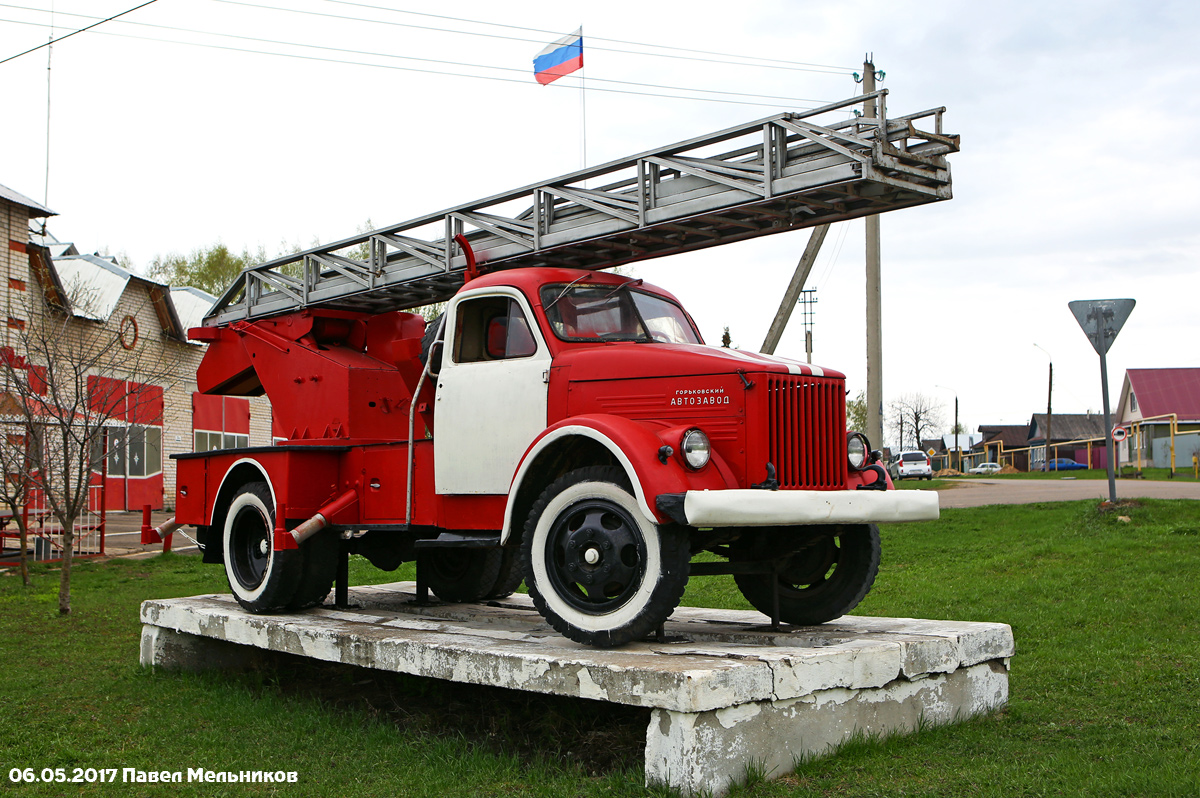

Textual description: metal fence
[1,479,107,564]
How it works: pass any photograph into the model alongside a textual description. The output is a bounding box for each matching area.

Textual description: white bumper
[680,488,939,527]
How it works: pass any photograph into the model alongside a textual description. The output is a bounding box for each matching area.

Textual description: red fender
[502,414,736,542]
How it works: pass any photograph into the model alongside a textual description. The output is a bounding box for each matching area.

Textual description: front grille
[766,375,846,489]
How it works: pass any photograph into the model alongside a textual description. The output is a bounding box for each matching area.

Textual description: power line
[0,0,157,65]
[319,0,856,74]
[0,15,823,109]
[0,10,834,108]
[209,0,853,76]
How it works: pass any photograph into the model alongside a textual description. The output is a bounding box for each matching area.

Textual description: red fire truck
[157,95,954,646]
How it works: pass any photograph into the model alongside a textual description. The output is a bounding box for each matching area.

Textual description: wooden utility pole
[863,58,884,447]
[760,225,829,355]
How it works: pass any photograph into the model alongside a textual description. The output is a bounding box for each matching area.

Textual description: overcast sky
[3,0,1197,444]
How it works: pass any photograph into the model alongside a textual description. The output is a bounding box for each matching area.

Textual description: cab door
[433,289,551,495]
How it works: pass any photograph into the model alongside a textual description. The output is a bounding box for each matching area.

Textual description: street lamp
[935,384,960,472]
[1033,344,1053,470]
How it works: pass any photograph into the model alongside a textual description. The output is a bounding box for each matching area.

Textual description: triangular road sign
[1068,299,1135,356]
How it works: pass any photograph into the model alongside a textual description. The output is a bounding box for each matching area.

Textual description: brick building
[2,181,272,511]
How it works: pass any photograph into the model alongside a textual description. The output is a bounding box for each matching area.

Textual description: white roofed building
[3,180,274,512]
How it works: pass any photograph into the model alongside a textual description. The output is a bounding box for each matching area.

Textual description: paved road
[933,478,1200,508]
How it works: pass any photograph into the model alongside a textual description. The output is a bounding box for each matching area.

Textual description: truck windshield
[540,284,701,344]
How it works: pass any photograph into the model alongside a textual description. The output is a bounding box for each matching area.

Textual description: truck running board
[414,532,502,549]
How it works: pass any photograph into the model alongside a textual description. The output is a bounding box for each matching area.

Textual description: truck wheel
[484,545,524,600]
[288,528,339,610]
[522,467,689,647]
[424,548,503,603]
[732,524,880,626]
[222,482,302,613]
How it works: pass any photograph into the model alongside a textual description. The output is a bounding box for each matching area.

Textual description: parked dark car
[1039,458,1087,472]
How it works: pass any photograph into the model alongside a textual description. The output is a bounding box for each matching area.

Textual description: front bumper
[656,488,939,527]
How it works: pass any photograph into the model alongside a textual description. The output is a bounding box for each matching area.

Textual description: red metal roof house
[1116,368,1200,469]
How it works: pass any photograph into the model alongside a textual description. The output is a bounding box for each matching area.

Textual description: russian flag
[533,28,583,85]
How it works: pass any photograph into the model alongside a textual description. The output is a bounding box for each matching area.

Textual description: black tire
[522,466,689,647]
[423,548,504,603]
[732,524,880,626]
[222,482,302,613]
[484,545,524,600]
[288,528,339,610]
[419,313,445,376]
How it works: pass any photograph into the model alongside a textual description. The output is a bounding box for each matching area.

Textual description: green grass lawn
[2,500,1198,796]
[953,466,1199,482]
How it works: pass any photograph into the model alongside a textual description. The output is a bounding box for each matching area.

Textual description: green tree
[846,390,868,433]
[147,243,267,296]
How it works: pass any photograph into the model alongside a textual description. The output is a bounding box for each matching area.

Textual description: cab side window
[453,296,538,363]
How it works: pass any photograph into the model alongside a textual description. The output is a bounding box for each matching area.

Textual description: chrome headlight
[847,432,870,471]
[681,428,711,470]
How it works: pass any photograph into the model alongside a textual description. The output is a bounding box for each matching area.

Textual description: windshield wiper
[602,278,643,299]
[597,333,650,342]
[544,273,594,312]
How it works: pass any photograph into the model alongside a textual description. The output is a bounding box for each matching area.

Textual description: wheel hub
[229,506,271,590]
[548,501,646,612]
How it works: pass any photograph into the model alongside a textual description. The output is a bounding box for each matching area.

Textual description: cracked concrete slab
[140,582,1013,796]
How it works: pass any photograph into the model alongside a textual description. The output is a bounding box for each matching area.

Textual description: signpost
[1068,299,1135,504]
[1111,426,1127,443]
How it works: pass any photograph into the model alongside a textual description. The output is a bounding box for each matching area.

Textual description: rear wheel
[523,467,689,647]
[484,545,524,600]
[288,528,339,610]
[732,524,880,626]
[222,482,302,613]
[423,548,503,603]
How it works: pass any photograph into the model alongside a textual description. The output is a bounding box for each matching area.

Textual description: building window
[91,425,162,477]
[128,425,162,477]
[1130,392,1138,413]
[192,393,251,452]
[194,430,249,451]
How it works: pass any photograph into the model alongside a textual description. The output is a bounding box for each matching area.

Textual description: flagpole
[579,26,587,180]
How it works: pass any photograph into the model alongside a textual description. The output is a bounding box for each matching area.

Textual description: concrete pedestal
[140,583,1013,796]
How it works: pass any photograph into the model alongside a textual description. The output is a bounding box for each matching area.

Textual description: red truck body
[174,267,937,646]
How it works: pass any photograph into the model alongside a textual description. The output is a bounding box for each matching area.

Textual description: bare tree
[887,393,945,452]
[0,372,34,586]
[0,295,173,614]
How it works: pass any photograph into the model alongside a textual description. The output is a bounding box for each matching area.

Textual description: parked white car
[889,451,933,481]
[968,462,1003,475]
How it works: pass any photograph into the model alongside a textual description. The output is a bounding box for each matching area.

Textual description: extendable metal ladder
[205,90,958,327]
